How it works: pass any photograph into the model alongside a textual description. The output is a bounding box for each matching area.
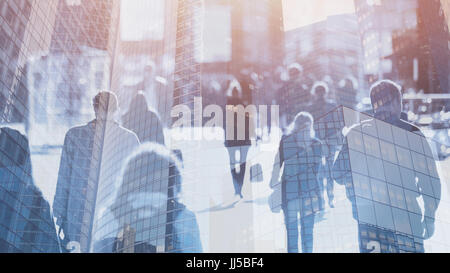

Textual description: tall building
[283,13,365,120]
[90,0,186,253]
[310,106,445,252]
[0,0,34,125]
[50,0,118,53]
[173,0,284,109]
[111,0,178,125]
[354,0,450,97]
[0,127,60,253]
[24,0,121,253]
[0,0,61,253]
[417,0,450,94]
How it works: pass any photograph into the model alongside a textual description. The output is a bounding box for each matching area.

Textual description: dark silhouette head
[370,80,402,122]
[311,82,329,100]
[93,91,118,121]
[128,92,149,114]
[227,78,242,98]
[287,63,303,81]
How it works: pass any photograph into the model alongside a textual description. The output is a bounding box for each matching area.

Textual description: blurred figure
[308,81,337,120]
[54,91,139,253]
[0,127,60,253]
[110,143,202,253]
[225,83,252,199]
[280,63,311,126]
[270,112,330,253]
[337,76,359,109]
[122,92,165,145]
[370,80,420,132]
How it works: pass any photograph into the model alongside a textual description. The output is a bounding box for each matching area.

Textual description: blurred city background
[0,0,449,253]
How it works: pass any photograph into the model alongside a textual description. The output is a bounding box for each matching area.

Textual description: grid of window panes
[0,0,32,124]
[52,119,106,253]
[89,122,139,252]
[0,0,120,253]
[173,0,202,109]
[0,0,61,253]
[316,106,442,253]
[92,150,169,253]
[0,127,59,252]
[50,0,116,53]
[92,147,202,253]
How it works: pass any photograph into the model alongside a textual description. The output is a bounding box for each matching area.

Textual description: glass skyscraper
[314,106,443,252]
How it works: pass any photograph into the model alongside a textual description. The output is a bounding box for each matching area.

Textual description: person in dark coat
[224,83,253,199]
[54,91,139,253]
[332,80,441,252]
[122,92,165,145]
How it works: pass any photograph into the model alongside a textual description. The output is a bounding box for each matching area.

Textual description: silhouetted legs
[226,145,250,198]
[300,214,315,253]
[283,200,299,253]
[283,198,317,253]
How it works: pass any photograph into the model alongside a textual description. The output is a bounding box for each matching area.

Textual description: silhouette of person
[224,83,252,199]
[109,143,202,253]
[281,64,311,124]
[332,80,441,252]
[371,80,420,133]
[0,127,60,252]
[308,81,337,120]
[54,91,139,253]
[307,81,337,206]
[122,92,165,145]
[337,77,358,109]
[271,112,330,253]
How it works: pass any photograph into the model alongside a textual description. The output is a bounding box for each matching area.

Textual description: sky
[282,0,356,31]
[120,0,165,41]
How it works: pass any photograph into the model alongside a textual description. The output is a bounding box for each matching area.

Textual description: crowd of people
[0,60,442,253]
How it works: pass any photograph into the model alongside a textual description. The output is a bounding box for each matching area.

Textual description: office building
[283,14,365,120]
[354,0,450,96]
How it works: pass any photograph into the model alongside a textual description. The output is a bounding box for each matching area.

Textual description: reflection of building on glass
[122,92,165,145]
[0,127,60,252]
[92,144,202,253]
[270,112,331,253]
[111,0,177,125]
[54,91,139,253]
[50,0,119,53]
[319,106,441,252]
[0,0,53,126]
[25,0,120,141]
[0,0,121,216]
